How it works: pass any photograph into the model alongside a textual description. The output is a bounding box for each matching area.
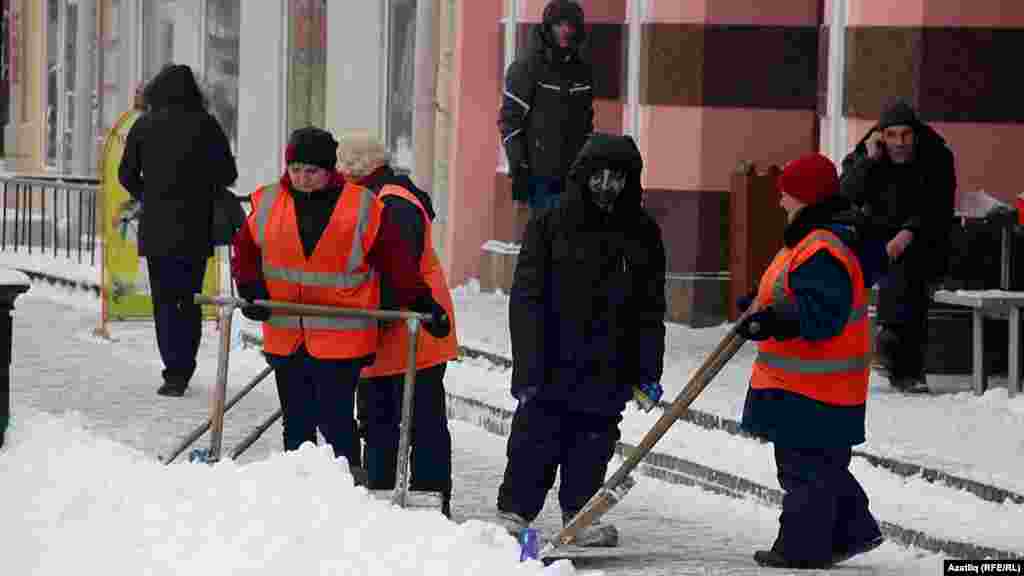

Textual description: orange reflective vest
[749,228,870,406]
[361,184,459,378]
[249,180,383,360]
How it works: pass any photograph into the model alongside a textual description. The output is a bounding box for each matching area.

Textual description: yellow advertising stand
[97,108,221,334]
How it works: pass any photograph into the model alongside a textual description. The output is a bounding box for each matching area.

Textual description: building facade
[4,1,1022,324]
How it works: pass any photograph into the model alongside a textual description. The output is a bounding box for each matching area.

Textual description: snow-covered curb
[443,388,1021,561]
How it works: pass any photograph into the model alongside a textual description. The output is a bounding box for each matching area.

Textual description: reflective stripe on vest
[750,229,870,406]
[254,183,376,297]
[755,351,870,374]
[770,230,868,329]
[265,315,371,330]
[252,183,378,335]
[361,184,459,378]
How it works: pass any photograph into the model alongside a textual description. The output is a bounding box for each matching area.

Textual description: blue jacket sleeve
[786,251,854,342]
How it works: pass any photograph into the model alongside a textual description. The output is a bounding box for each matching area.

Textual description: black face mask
[588,168,627,212]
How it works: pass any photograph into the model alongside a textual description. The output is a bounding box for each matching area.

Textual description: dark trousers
[265,346,362,467]
[772,445,882,565]
[497,399,621,523]
[526,176,562,214]
[876,260,932,380]
[360,364,452,516]
[146,256,207,384]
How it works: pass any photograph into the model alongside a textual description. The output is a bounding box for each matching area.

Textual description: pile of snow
[1,408,573,576]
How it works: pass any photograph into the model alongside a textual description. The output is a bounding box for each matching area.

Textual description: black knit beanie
[286,127,338,171]
[878,98,920,130]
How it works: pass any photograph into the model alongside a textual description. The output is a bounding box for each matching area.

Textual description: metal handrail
[0,175,101,266]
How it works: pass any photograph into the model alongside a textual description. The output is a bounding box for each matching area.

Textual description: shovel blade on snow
[369,489,445,512]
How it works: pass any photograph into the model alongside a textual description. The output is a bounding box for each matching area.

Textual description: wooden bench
[932,290,1024,397]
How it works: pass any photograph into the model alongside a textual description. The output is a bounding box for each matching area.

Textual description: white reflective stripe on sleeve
[504,90,531,112]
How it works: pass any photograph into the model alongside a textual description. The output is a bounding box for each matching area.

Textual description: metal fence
[0,175,101,266]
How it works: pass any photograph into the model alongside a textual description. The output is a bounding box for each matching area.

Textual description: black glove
[735,291,756,315]
[737,302,801,341]
[737,307,777,341]
[236,281,271,322]
[412,295,451,339]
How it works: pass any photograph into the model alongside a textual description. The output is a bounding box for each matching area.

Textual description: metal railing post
[0,270,30,449]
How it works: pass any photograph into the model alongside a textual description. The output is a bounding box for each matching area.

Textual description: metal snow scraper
[537,314,753,561]
[187,295,444,513]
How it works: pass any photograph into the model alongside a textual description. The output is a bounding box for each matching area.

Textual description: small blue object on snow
[519,527,540,561]
[633,381,663,412]
[188,448,211,463]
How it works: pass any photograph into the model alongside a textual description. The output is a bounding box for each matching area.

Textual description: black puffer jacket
[499,0,594,200]
[509,134,666,416]
[839,103,956,284]
[119,64,238,258]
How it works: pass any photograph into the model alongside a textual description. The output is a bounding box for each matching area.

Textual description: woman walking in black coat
[119,64,238,397]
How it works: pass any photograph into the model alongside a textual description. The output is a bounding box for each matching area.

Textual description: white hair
[336,130,391,178]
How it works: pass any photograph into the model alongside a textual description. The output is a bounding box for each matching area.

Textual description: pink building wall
[444,0,502,286]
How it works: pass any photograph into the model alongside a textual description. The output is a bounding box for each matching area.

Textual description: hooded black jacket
[499,0,594,200]
[839,101,956,283]
[509,134,666,416]
[119,64,238,258]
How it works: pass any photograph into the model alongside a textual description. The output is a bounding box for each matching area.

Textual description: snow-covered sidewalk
[4,281,950,574]
[448,282,1024,555]
[6,267,1023,559]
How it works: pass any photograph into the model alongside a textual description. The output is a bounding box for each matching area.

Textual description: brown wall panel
[641,23,704,107]
[641,24,819,110]
[643,188,728,274]
[702,25,819,110]
[917,28,1024,124]
[844,27,922,119]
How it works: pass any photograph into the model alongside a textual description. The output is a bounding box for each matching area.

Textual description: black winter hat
[286,127,338,171]
[878,98,920,130]
[542,0,586,44]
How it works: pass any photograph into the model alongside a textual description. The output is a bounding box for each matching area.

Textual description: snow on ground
[451,280,1024,497]
[4,263,1020,564]
[445,356,1024,555]
[0,409,572,576]
[0,249,99,287]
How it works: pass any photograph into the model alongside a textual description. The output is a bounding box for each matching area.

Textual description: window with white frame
[385,0,417,172]
[203,0,239,151]
[286,0,326,137]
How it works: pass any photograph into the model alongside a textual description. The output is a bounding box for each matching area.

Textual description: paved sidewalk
[8,289,945,574]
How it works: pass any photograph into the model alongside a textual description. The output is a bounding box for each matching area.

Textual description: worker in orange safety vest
[338,131,459,518]
[735,153,883,570]
[230,127,451,471]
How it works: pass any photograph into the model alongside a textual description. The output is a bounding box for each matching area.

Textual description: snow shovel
[192,295,444,512]
[538,319,751,559]
[367,315,446,513]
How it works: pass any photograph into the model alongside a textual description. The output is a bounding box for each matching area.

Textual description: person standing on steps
[499,0,594,217]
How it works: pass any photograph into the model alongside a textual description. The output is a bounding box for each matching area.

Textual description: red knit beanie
[777,153,839,206]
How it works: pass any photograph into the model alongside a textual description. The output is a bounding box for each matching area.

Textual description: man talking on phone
[839,99,956,393]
